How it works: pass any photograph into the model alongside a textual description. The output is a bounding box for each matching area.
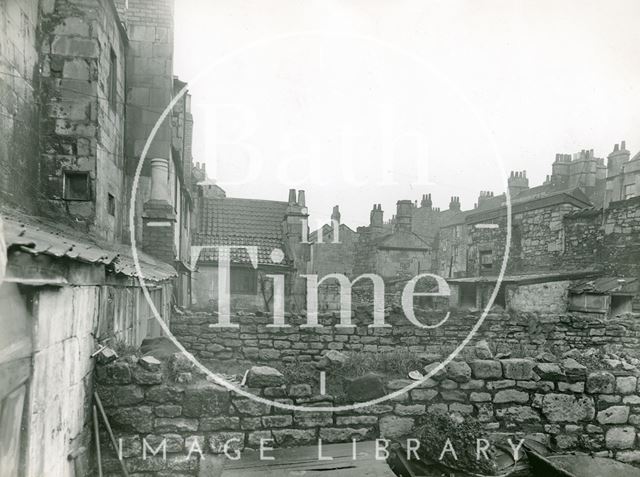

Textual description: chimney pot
[621,140,626,150]
[297,190,306,207]
[288,189,297,205]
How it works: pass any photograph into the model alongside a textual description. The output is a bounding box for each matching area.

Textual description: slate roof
[2,212,176,282]
[376,230,431,251]
[194,197,289,265]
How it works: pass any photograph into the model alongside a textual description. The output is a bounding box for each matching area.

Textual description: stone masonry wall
[171,310,640,364]
[95,351,640,475]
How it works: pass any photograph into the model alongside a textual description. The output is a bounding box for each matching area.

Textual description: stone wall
[95,351,640,475]
[0,0,40,214]
[171,310,640,364]
[39,0,128,241]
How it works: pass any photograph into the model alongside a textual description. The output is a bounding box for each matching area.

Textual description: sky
[173,0,640,228]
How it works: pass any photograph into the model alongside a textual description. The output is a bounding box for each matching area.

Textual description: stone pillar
[142,158,176,264]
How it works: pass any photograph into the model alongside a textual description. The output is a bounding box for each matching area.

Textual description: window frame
[63,171,91,201]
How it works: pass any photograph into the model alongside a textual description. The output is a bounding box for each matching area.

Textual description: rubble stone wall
[171,310,640,363]
[95,354,640,475]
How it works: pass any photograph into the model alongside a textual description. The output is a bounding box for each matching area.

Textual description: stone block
[154,405,181,418]
[144,433,183,453]
[199,416,240,431]
[410,389,438,401]
[96,384,143,407]
[345,373,385,402]
[470,360,502,379]
[336,415,378,426]
[182,382,230,417]
[474,340,493,359]
[288,384,312,398]
[97,361,132,384]
[272,429,316,446]
[63,59,90,80]
[616,376,637,395]
[542,394,595,422]
[470,392,492,402]
[379,415,414,439]
[586,371,615,394]
[394,404,426,416]
[319,427,372,443]
[597,406,630,424]
[534,363,565,381]
[208,432,245,454]
[133,368,163,385]
[493,389,529,404]
[154,418,198,433]
[140,356,162,372]
[107,407,154,433]
[51,37,98,57]
[293,411,333,428]
[445,361,472,383]
[501,359,535,380]
[247,431,273,448]
[146,385,183,403]
[261,415,293,428]
[233,399,271,416]
[246,366,285,387]
[605,426,636,449]
[495,406,540,423]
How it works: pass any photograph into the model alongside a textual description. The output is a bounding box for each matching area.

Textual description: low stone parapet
[95,351,640,475]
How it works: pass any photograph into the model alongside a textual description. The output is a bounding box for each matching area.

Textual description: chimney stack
[477,191,494,208]
[607,140,630,177]
[288,189,297,205]
[370,204,384,235]
[142,158,176,264]
[508,170,529,198]
[449,196,461,212]
[297,190,306,207]
[395,200,413,232]
[420,193,433,209]
[331,205,341,224]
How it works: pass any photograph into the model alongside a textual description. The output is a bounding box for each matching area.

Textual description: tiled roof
[2,212,176,282]
[194,198,289,265]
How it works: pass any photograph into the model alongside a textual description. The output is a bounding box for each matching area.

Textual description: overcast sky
[174,0,640,227]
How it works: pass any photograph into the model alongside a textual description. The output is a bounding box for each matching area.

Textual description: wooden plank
[221,441,393,477]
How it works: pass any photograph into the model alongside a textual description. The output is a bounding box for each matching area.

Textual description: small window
[480,250,493,270]
[107,193,115,216]
[63,172,91,200]
[230,268,257,294]
[108,49,117,110]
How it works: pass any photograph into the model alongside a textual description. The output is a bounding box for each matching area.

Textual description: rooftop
[193,197,289,265]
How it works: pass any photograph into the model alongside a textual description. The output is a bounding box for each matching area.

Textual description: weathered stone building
[354,200,432,281]
[0,0,194,474]
[191,188,310,313]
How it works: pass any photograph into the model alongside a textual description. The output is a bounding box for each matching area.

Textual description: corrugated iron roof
[194,197,290,265]
[569,277,639,296]
[2,213,176,282]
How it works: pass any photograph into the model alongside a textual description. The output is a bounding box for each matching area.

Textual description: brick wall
[95,353,640,475]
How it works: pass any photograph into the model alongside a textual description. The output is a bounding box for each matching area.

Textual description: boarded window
[231,268,257,294]
[480,250,493,270]
[63,171,90,200]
